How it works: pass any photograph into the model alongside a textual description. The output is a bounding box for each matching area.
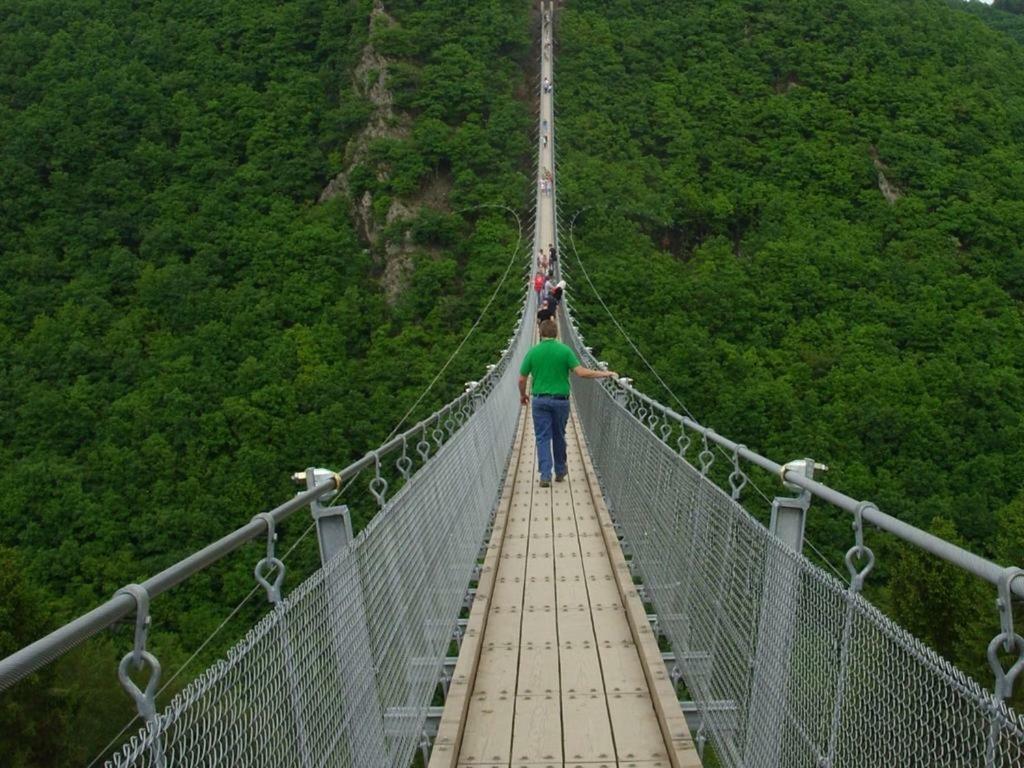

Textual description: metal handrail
[618,379,1023,595]
[0,479,334,693]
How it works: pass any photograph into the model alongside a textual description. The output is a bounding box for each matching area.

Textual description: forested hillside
[958,0,1024,43]
[5,0,1024,762]
[0,0,532,764]
[555,0,1024,704]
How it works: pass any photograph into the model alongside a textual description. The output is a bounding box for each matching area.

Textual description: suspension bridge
[2,3,1024,766]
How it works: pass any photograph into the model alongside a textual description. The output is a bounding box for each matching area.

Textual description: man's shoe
[539,478,551,488]
[555,473,567,482]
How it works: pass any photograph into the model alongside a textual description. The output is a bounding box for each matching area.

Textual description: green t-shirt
[519,339,581,396]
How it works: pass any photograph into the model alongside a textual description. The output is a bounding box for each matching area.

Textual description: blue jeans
[531,396,570,480]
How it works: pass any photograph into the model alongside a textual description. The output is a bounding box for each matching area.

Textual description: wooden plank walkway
[429,4,699,766]
[430,405,701,768]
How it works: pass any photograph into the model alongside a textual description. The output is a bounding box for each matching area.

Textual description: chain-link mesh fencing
[563,332,1024,767]
[106,309,532,768]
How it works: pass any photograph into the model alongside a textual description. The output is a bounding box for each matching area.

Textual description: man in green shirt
[519,319,618,487]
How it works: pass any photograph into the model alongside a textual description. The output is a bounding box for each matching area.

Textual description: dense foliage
[555,0,1024,705]
[959,0,1024,43]
[0,0,531,763]
[4,0,1024,762]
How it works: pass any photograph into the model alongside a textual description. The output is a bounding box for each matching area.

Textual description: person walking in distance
[536,296,556,323]
[550,279,565,306]
[519,319,618,487]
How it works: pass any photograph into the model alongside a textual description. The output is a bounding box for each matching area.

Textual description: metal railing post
[306,467,353,564]
[303,470,389,767]
[768,458,816,552]
[743,459,818,768]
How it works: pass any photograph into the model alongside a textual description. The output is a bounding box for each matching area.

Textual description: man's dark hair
[539,318,558,338]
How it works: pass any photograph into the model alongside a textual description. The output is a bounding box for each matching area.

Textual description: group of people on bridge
[539,166,554,195]
[533,243,563,323]
[521,242,618,487]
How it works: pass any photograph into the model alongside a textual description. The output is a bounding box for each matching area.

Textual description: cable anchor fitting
[252,512,285,605]
[368,451,389,508]
[658,417,672,442]
[780,458,829,491]
[115,583,161,724]
[698,432,715,476]
[432,413,445,449]
[676,430,691,458]
[396,437,413,480]
[416,423,432,463]
[728,444,748,500]
[988,567,1024,701]
[844,501,876,594]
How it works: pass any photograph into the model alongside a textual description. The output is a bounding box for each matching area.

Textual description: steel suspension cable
[379,203,527,445]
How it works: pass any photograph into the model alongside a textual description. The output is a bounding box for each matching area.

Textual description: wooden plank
[596,639,649,696]
[607,692,670,763]
[522,576,556,608]
[472,646,519,697]
[525,553,555,583]
[457,692,515,765]
[510,693,562,763]
[553,537,582,557]
[589,602,630,644]
[489,575,524,607]
[516,640,559,695]
[519,603,557,643]
[562,692,616,763]
[482,607,521,646]
[556,604,595,640]
[587,586,624,610]
[581,554,615,580]
[576,532,608,555]
[556,573,590,606]
[559,640,604,696]
[500,535,530,557]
